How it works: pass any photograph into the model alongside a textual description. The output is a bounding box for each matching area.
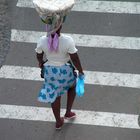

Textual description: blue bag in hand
[76,75,85,97]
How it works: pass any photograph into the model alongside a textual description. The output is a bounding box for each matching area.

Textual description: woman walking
[33,0,84,129]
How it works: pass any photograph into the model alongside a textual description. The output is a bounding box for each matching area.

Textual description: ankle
[55,117,64,129]
[65,110,71,115]
[56,118,62,123]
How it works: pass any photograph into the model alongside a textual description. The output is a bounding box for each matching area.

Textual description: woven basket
[33,0,75,20]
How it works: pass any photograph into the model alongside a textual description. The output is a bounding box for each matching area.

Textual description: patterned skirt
[38,63,76,103]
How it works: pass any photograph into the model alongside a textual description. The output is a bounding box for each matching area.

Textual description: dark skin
[36,26,84,126]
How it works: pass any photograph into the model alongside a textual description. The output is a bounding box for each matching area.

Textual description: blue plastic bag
[76,75,85,97]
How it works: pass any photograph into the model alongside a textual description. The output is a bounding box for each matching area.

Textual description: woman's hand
[38,62,44,68]
[38,60,45,68]
[79,71,84,76]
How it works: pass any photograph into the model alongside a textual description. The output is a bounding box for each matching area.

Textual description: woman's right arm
[36,52,44,68]
[69,53,84,75]
[35,37,44,68]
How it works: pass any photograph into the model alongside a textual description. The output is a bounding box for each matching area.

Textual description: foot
[55,117,64,130]
[64,112,76,120]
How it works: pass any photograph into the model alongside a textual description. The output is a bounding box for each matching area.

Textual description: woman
[35,25,84,129]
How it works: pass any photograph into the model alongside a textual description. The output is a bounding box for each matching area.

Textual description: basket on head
[33,0,75,35]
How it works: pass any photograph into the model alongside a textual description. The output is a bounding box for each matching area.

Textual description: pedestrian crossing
[0,0,140,135]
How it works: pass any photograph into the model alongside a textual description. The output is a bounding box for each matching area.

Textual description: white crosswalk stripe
[16,0,140,14]
[0,104,139,129]
[0,65,140,89]
[11,29,140,50]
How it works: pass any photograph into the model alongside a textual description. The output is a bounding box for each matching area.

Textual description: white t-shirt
[35,34,78,66]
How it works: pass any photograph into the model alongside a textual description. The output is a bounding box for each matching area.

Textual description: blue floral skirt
[38,63,76,103]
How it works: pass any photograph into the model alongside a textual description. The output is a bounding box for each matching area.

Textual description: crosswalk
[0,0,140,136]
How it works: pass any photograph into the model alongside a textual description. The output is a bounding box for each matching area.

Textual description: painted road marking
[0,65,140,89]
[16,0,140,14]
[0,104,139,129]
[11,29,140,50]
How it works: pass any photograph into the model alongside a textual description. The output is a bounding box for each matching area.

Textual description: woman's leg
[51,96,64,129]
[65,86,76,115]
[51,96,61,122]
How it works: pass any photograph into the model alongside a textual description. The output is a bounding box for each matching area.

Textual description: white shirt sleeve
[35,38,43,54]
[67,36,78,54]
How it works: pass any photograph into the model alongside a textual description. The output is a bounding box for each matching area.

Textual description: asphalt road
[0,0,140,140]
[0,0,10,67]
